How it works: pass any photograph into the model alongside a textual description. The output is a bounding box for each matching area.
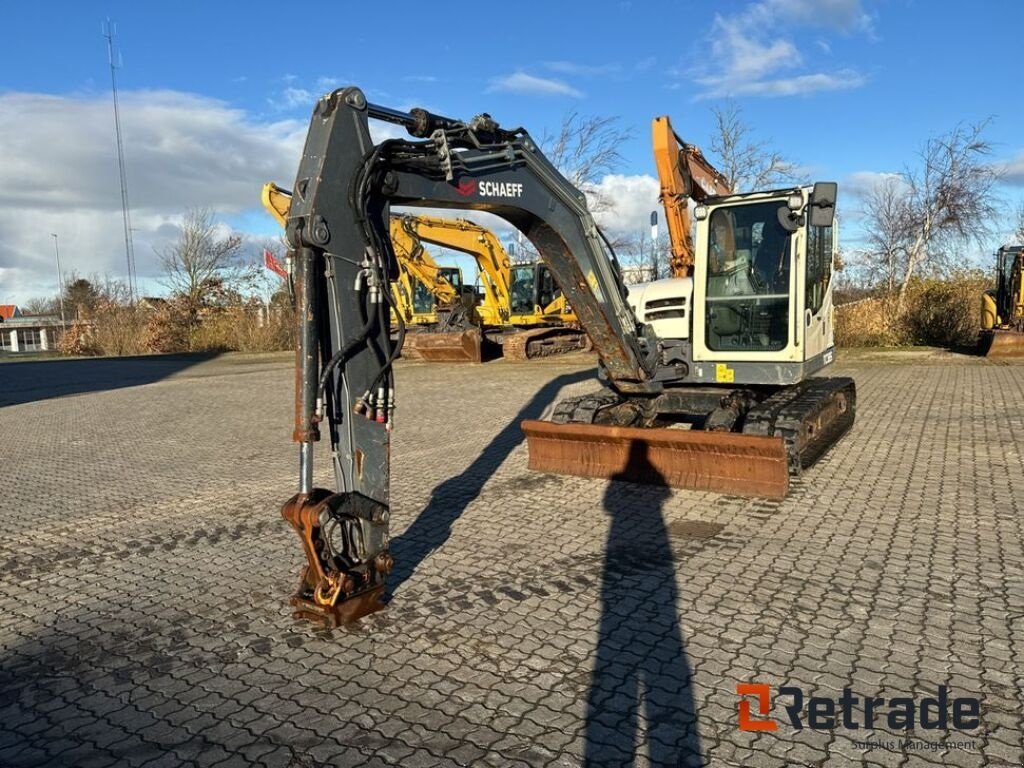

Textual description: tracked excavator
[276,87,856,625]
[393,214,589,360]
[980,245,1024,357]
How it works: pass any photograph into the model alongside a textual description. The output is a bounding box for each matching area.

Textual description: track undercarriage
[522,377,855,498]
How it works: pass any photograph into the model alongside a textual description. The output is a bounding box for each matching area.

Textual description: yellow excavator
[980,244,1024,356]
[393,214,588,360]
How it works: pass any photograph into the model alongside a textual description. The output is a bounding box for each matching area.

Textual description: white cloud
[279,86,314,109]
[486,72,583,98]
[999,152,1024,187]
[544,61,621,77]
[690,0,871,99]
[0,90,307,303]
[589,174,661,233]
[770,0,874,33]
[844,170,906,198]
[700,69,865,99]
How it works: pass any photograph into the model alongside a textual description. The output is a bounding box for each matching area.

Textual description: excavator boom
[652,116,731,277]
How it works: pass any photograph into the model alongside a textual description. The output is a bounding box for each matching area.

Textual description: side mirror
[809,182,837,228]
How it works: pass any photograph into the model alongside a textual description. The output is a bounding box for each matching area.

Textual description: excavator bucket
[980,330,1024,358]
[521,420,790,499]
[403,329,484,363]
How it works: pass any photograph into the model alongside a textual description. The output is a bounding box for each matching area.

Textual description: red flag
[264,249,288,279]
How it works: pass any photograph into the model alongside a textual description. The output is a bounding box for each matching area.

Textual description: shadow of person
[584,440,702,766]
[385,368,592,600]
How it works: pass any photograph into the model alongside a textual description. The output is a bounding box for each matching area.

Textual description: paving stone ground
[1,350,1022,767]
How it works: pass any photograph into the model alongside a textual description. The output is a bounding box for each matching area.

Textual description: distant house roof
[0,305,20,320]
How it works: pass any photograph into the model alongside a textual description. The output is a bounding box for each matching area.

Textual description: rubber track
[743,377,856,474]
[550,390,624,424]
[503,327,590,360]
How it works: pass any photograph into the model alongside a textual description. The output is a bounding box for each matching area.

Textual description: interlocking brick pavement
[1,350,1022,767]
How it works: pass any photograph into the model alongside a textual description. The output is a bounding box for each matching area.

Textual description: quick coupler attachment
[281,490,393,626]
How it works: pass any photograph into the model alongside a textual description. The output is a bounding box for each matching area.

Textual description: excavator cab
[980,244,1024,356]
[691,183,838,381]
[409,267,469,315]
[509,263,559,318]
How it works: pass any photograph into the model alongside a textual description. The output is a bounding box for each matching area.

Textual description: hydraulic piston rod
[293,246,319,494]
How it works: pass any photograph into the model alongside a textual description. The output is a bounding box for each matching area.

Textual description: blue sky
[2,0,1022,302]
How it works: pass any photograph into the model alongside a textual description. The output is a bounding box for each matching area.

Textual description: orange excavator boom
[652,115,731,277]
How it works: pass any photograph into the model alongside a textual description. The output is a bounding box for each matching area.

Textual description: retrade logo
[455,179,477,197]
[736,683,980,732]
[737,684,777,732]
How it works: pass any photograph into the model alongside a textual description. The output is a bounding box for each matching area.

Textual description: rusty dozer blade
[521,420,790,499]
[402,328,483,363]
[980,329,1024,358]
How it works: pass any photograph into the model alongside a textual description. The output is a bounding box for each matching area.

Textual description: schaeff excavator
[277,87,855,625]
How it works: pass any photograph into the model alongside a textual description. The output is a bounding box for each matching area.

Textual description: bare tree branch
[156,208,245,323]
[709,102,802,192]
[542,112,633,212]
[1014,201,1024,244]
[856,120,1002,304]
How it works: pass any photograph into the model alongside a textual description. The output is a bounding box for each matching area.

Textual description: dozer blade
[521,420,789,499]
[980,329,1024,358]
[403,329,483,363]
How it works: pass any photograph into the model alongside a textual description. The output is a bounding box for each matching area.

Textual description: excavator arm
[652,116,731,277]
[388,219,461,307]
[278,87,654,624]
[395,214,511,325]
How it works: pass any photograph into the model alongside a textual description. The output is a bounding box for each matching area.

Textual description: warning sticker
[715,363,735,383]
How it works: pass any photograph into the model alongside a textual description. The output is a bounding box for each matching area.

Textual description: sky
[2,0,1023,304]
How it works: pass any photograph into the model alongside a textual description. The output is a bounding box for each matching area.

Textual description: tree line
[21,106,1022,355]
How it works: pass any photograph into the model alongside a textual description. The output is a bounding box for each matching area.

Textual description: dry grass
[60,301,293,357]
[835,272,989,348]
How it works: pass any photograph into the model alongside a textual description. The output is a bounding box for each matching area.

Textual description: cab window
[805,224,832,315]
[705,201,792,352]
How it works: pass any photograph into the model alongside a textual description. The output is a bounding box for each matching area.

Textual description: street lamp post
[650,211,659,280]
[51,233,66,325]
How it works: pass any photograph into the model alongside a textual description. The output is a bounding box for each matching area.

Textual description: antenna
[103,19,137,303]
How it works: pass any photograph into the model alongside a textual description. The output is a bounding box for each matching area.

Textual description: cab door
[693,198,800,364]
[802,217,835,360]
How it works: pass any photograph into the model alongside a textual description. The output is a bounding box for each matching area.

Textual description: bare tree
[21,296,59,316]
[156,208,245,323]
[856,121,1002,305]
[614,227,673,283]
[858,176,910,293]
[710,102,800,192]
[543,112,633,212]
[1014,201,1024,244]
